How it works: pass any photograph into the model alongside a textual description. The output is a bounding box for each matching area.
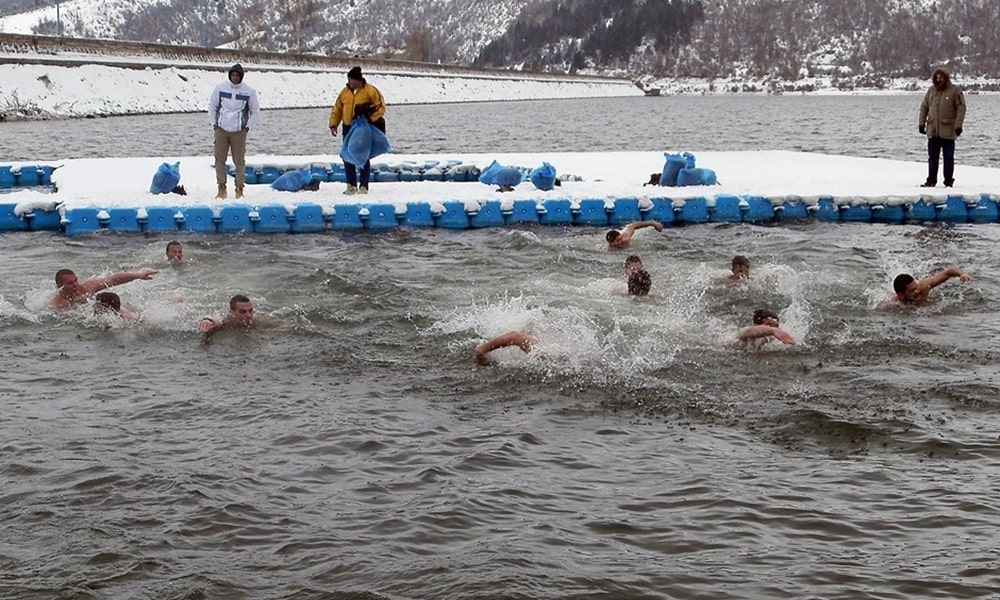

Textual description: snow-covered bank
[0,61,640,120]
[639,75,1000,97]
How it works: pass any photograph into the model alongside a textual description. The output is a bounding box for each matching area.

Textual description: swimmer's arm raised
[919,267,974,291]
[81,269,158,294]
[474,332,535,365]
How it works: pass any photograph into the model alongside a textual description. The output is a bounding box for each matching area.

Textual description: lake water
[2,95,1000,599]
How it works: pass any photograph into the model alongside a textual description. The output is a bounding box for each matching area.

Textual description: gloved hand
[330,126,337,137]
[956,127,963,137]
[919,125,926,135]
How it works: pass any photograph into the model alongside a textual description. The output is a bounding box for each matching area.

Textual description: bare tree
[279,0,320,52]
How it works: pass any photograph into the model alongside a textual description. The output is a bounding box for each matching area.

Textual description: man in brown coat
[918,68,966,188]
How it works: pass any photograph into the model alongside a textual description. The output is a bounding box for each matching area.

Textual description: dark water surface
[2,96,1000,599]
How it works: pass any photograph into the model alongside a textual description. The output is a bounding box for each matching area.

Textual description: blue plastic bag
[659,153,685,187]
[149,162,180,194]
[677,167,718,186]
[340,118,392,169]
[479,160,523,187]
[478,160,503,185]
[495,167,522,187]
[271,169,317,191]
[530,162,557,191]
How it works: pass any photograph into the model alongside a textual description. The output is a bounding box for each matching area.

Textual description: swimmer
[93,291,139,324]
[198,294,282,334]
[719,255,750,282]
[50,268,157,309]
[736,308,795,346]
[891,267,974,304]
[606,220,663,250]
[165,240,183,263]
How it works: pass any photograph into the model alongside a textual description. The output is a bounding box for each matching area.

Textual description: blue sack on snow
[340,118,392,169]
[530,162,557,191]
[271,169,319,191]
[149,161,180,194]
[479,160,523,187]
[495,167,522,188]
[478,160,503,185]
[659,153,685,187]
[677,167,718,186]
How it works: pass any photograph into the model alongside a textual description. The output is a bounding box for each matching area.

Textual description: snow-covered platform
[2,151,999,235]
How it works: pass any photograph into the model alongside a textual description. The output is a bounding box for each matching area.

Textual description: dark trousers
[926,137,956,186]
[343,117,386,189]
[345,161,371,189]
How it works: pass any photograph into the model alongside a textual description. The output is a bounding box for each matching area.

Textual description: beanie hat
[347,66,364,82]
[229,63,245,77]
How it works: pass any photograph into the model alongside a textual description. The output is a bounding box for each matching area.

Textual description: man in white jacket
[208,63,260,199]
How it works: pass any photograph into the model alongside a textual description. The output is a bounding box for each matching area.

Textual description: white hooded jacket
[208,65,261,133]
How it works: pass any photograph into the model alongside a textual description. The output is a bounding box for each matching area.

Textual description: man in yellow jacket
[329,66,387,195]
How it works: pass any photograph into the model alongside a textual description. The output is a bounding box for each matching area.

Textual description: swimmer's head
[94,291,122,315]
[752,308,779,326]
[624,255,643,276]
[166,240,183,262]
[731,255,750,278]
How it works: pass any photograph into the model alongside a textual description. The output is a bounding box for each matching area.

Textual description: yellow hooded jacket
[329,83,386,132]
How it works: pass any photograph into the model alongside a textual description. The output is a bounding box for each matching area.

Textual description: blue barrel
[470,201,504,228]
[364,204,398,230]
[840,204,872,222]
[144,206,180,232]
[401,203,433,227]
[539,199,573,225]
[643,197,675,224]
[776,199,808,220]
[936,197,967,223]
[329,163,347,183]
[743,196,774,223]
[813,198,839,222]
[0,203,27,231]
[575,199,608,226]
[28,208,62,231]
[506,200,539,225]
[16,165,41,186]
[968,195,999,224]
[291,203,326,232]
[710,195,742,223]
[257,166,281,184]
[107,208,141,232]
[675,198,708,224]
[0,166,14,188]
[38,165,56,185]
[330,205,364,231]
[609,197,641,225]
[63,207,102,236]
[253,205,290,233]
[435,201,470,229]
[871,204,905,224]
[905,199,936,222]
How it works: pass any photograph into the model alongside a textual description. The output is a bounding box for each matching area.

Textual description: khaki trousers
[214,127,248,188]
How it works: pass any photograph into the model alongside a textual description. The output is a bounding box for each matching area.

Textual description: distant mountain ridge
[4,0,998,85]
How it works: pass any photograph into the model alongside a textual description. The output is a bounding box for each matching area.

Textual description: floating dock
[3,152,999,235]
